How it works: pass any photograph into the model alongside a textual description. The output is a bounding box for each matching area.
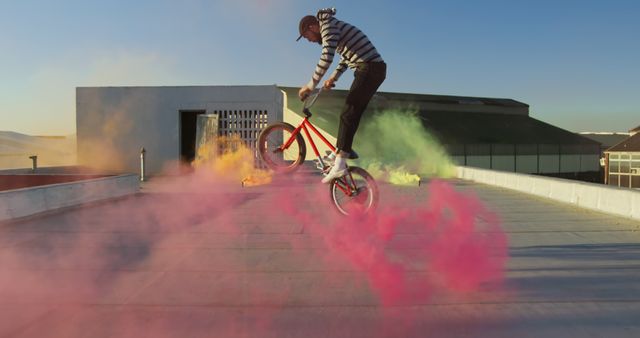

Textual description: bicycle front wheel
[329,166,379,216]
[257,122,306,173]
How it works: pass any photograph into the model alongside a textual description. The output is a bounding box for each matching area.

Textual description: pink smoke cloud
[0,156,508,337]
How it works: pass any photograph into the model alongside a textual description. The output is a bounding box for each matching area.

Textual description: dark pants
[336,61,387,153]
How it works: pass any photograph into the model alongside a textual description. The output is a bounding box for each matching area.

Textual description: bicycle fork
[333,169,358,197]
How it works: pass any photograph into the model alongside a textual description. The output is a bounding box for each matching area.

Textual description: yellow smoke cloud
[193,134,272,186]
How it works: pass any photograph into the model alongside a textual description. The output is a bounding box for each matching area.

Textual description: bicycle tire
[257,122,306,173]
[329,166,379,216]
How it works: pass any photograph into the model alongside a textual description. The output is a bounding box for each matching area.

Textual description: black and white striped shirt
[305,8,384,90]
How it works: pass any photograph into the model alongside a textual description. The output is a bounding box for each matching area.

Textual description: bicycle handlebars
[302,87,324,112]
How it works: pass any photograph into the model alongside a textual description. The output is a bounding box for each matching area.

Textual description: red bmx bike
[257,89,379,215]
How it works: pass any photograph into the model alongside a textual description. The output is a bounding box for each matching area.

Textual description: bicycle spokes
[330,167,378,215]
[334,177,354,196]
[259,123,304,171]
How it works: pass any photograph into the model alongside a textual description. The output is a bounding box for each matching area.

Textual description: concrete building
[604,125,640,189]
[280,87,601,181]
[76,85,601,180]
[579,131,632,184]
[76,86,283,175]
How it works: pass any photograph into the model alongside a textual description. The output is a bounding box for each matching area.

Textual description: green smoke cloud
[353,109,456,185]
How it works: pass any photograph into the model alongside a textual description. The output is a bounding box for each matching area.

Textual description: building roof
[421,111,597,145]
[280,87,599,147]
[578,133,630,149]
[280,86,529,117]
[606,132,640,152]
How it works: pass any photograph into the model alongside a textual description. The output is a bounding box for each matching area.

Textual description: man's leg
[323,63,386,183]
[336,63,386,154]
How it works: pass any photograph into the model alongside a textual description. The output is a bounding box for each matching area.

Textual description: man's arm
[329,57,348,83]
[322,57,347,89]
[305,9,340,90]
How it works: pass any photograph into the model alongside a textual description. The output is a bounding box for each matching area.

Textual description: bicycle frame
[281,117,336,167]
[279,117,358,197]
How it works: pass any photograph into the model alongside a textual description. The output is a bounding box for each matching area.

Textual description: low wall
[0,174,139,222]
[0,174,112,191]
[457,166,640,221]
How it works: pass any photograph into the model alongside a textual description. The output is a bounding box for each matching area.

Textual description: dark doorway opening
[180,110,205,163]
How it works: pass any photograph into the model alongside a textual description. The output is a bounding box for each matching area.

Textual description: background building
[76,85,602,180]
[579,131,631,184]
[604,125,640,189]
[280,87,601,182]
[76,86,283,174]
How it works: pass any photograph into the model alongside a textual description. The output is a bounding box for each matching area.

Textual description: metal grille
[214,109,270,166]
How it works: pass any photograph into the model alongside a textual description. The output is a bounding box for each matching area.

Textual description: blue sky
[1,0,638,135]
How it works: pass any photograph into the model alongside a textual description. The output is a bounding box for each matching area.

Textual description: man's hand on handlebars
[298,86,312,101]
[323,78,336,90]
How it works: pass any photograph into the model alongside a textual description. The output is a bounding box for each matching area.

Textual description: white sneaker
[322,151,336,165]
[321,155,347,184]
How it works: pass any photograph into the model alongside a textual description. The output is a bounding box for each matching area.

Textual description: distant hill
[0,131,76,169]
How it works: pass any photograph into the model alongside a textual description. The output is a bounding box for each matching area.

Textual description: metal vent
[214,109,270,166]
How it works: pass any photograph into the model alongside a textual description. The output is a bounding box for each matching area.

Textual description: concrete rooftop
[1,173,639,337]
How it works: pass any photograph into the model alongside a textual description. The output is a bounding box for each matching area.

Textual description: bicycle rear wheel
[257,122,306,173]
[329,166,379,215]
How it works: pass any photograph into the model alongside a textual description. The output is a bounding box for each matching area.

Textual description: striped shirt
[305,8,384,90]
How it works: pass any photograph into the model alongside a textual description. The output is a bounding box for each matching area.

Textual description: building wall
[76,86,283,175]
[516,155,537,173]
[607,152,640,188]
[449,143,600,175]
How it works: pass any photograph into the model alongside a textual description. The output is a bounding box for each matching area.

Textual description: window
[632,154,640,169]
[610,160,619,173]
[620,160,630,173]
[610,152,640,188]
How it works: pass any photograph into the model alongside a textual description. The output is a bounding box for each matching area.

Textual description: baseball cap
[296,15,317,41]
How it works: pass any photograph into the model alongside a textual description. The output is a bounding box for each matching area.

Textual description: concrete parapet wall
[457,166,640,221]
[0,174,139,222]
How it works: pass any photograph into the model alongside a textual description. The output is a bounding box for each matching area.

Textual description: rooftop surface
[1,173,639,337]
